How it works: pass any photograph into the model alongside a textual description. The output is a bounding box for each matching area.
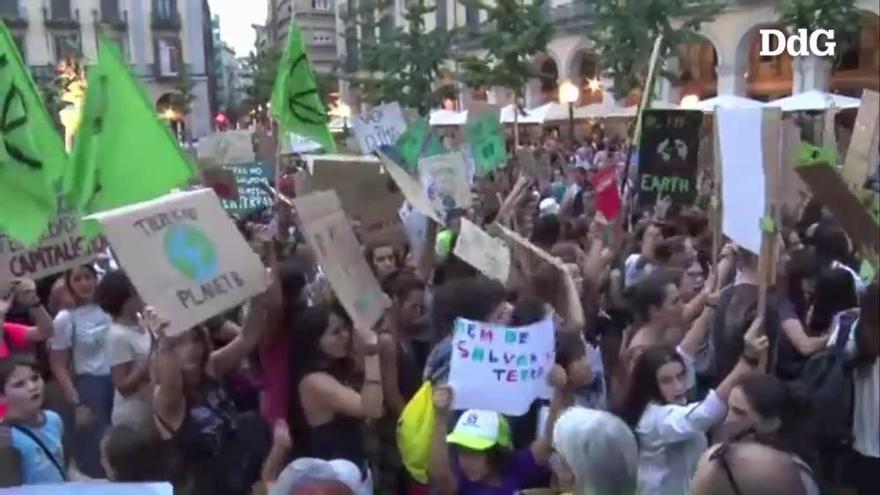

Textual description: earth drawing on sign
[163,224,220,283]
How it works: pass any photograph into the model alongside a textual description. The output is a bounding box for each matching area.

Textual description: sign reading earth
[163,224,219,283]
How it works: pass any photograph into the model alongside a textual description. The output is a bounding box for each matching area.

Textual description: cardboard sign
[637,110,703,208]
[843,90,880,191]
[352,102,408,154]
[453,218,511,284]
[378,152,442,224]
[219,162,275,214]
[448,316,555,416]
[293,190,390,330]
[0,483,172,495]
[197,130,255,167]
[716,108,767,254]
[0,212,108,290]
[418,152,472,217]
[304,155,405,246]
[88,189,269,337]
[464,107,506,176]
[493,223,585,330]
[395,119,444,170]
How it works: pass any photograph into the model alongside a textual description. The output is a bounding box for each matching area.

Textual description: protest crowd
[1,17,879,495]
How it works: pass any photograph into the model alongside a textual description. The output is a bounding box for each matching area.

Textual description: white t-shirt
[829,314,879,458]
[106,322,154,427]
[50,304,112,376]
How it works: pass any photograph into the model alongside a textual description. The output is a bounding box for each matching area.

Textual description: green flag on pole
[0,20,67,245]
[270,23,336,153]
[67,39,194,214]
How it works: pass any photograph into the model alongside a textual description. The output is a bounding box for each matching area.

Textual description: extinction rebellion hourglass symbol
[0,53,43,170]
[286,54,329,125]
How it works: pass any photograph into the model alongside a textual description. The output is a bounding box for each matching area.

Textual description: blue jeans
[72,374,113,478]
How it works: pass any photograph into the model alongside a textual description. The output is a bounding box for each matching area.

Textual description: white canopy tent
[691,95,765,112]
[429,108,468,126]
[766,90,861,112]
[499,102,559,124]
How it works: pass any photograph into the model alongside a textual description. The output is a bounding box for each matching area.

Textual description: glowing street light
[559,79,580,145]
[587,78,602,93]
[680,94,700,109]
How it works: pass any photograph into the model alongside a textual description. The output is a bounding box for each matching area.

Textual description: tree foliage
[171,67,196,113]
[345,0,455,116]
[777,0,860,60]
[243,45,281,109]
[458,0,554,102]
[588,0,722,99]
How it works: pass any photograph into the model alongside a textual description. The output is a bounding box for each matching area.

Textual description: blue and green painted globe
[163,224,219,283]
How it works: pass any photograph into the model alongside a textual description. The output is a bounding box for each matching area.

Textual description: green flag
[394,119,443,171]
[464,111,506,176]
[67,40,194,214]
[0,20,67,245]
[270,24,336,153]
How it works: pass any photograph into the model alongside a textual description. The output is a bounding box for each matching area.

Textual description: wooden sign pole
[757,107,783,324]
[842,90,879,191]
[620,35,664,197]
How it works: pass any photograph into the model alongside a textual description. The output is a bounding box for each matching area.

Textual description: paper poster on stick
[0,212,108,292]
[453,218,510,284]
[448,317,555,416]
[351,102,408,154]
[378,152,442,224]
[293,191,390,330]
[418,152,472,217]
[716,108,766,254]
[88,189,269,337]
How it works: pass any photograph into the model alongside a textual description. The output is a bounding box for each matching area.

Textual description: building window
[311,0,332,11]
[156,38,180,76]
[0,0,20,18]
[50,0,73,19]
[53,34,80,61]
[154,0,175,19]
[465,6,479,27]
[312,31,334,45]
[435,0,447,32]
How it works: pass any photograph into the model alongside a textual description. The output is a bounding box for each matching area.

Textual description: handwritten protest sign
[395,119,444,170]
[449,316,555,416]
[304,155,405,246]
[293,190,390,330]
[0,483,172,495]
[0,212,108,292]
[418,152,472,217]
[287,132,323,153]
[378,152,442,224]
[219,162,274,214]
[88,189,269,337]
[352,102,408,154]
[464,108,506,176]
[716,108,766,254]
[842,90,879,191]
[637,110,703,208]
[454,218,510,283]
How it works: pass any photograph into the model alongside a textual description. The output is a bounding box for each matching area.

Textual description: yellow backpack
[396,381,435,483]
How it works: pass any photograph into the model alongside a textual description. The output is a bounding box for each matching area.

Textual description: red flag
[591,166,622,221]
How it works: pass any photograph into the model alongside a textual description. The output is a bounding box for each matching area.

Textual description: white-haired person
[552,407,639,495]
[269,457,362,495]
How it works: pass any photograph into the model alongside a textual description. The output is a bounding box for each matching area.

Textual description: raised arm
[531,365,575,466]
[11,280,54,342]
[715,316,768,401]
[145,309,185,434]
[209,293,269,378]
[429,385,458,495]
[48,312,79,409]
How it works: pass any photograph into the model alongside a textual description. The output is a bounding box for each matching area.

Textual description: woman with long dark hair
[48,265,113,478]
[286,302,384,493]
[614,314,769,495]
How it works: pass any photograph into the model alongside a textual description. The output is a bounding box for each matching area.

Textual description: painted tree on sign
[587,0,722,99]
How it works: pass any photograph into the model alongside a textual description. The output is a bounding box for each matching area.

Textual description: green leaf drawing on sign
[797,143,836,167]
[465,112,506,176]
[395,119,442,171]
[760,215,776,233]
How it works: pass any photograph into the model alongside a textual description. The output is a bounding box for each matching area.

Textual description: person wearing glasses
[614,308,768,495]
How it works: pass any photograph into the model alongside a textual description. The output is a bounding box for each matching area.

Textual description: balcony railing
[99,0,126,29]
[0,2,27,29]
[44,2,80,30]
[151,10,181,31]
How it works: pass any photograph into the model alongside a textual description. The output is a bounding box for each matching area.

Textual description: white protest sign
[449,316,555,416]
[198,130,255,166]
[454,218,510,284]
[0,212,108,291]
[88,189,268,337]
[352,102,408,154]
[418,152,473,217]
[0,482,173,495]
[716,108,766,254]
[288,132,323,153]
[293,190,390,330]
[378,151,442,224]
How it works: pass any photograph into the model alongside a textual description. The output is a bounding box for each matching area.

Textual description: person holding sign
[427,375,568,495]
[147,287,272,495]
[48,266,114,479]
[286,302,386,489]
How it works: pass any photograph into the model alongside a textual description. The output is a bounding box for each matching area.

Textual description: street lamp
[680,94,700,109]
[559,79,580,145]
[333,101,352,135]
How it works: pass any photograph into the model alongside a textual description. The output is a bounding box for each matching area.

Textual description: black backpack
[797,309,858,448]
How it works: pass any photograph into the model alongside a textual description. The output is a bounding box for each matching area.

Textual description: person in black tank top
[287,303,385,479]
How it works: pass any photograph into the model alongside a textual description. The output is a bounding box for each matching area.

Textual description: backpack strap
[0,421,66,481]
